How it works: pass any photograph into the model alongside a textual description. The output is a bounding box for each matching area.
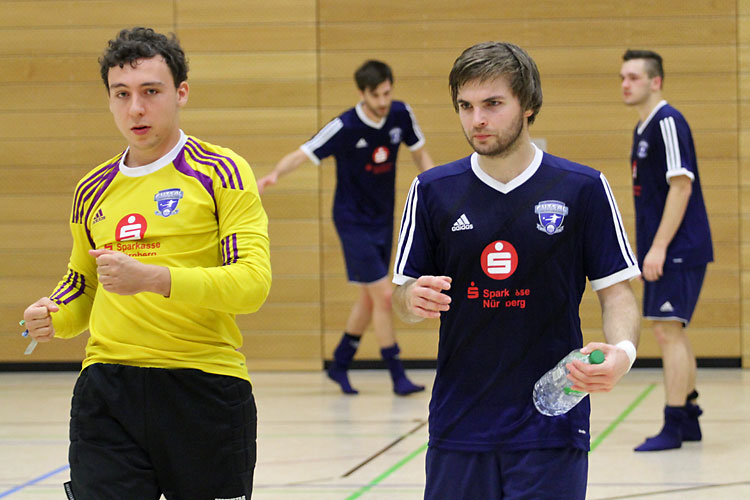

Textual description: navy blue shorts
[424,446,587,500]
[67,364,256,500]
[334,220,393,284]
[643,265,706,325]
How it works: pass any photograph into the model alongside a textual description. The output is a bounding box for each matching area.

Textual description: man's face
[456,77,532,158]
[620,59,659,106]
[360,80,393,119]
[107,56,188,165]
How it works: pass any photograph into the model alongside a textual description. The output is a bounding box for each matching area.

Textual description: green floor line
[590,383,656,453]
[344,442,428,500]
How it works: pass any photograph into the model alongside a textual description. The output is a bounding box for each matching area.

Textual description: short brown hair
[449,41,543,124]
[623,49,664,81]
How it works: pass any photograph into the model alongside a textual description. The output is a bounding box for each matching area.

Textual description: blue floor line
[0,464,69,498]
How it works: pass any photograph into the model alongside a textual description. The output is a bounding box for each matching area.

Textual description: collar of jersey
[118,130,187,177]
[637,99,668,135]
[470,143,542,194]
[355,102,386,129]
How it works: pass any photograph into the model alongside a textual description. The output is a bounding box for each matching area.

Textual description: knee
[371,287,393,311]
[652,322,683,345]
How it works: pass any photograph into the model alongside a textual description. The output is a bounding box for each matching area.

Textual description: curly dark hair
[99,27,188,90]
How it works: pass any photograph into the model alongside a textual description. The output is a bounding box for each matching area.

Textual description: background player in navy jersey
[392,41,641,499]
[257,60,433,395]
[621,49,713,452]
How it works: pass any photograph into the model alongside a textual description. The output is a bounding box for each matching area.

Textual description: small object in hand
[19,319,38,355]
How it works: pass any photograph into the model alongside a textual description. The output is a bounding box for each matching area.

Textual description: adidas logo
[356,138,368,148]
[451,214,473,232]
[659,301,674,313]
[92,209,106,224]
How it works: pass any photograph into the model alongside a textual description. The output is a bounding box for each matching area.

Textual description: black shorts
[66,363,256,500]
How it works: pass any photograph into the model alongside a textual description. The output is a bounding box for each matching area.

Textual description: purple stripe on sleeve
[50,271,75,302]
[174,148,215,197]
[232,233,239,263]
[83,167,119,230]
[51,271,79,304]
[74,168,109,223]
[223,236,231,265]
[58,273,86,305]
[73,157,121,223]
[187,138,244,190]
[184,143,228,189]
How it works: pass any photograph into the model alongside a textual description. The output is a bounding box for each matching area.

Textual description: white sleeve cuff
[616,340,637,372]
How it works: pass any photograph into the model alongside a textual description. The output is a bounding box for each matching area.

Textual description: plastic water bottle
[533,349,605,416]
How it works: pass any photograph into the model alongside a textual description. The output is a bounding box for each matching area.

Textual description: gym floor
[1,368,748,499]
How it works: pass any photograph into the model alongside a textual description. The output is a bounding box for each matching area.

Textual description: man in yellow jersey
[22,27,271,499]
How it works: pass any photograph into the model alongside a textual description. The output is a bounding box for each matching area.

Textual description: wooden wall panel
[739,0,750,367]
[318,0,735,22]
[0,0,320,367]
[2,0,745,368]
[317,0,742,368]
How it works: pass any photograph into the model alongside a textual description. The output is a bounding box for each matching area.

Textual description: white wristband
[616,340,637,372]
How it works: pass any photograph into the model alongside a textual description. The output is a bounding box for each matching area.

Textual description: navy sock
[381,344,425,396]
[634,405,685,452]
[327,333,360,394]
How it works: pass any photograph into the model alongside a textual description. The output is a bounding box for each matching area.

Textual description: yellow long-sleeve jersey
[49,132,271,382]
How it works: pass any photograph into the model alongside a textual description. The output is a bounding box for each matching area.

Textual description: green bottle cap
[589,349,605,365]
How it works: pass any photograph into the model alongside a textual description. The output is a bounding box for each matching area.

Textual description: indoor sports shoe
[682,402,703,442]
[634,405,685,452]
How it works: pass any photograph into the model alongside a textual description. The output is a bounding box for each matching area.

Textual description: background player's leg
[345,287,373,334]
[657,321,692,406]
[367,278,424,395]
[327,289,372,394]
[635,320,693,451]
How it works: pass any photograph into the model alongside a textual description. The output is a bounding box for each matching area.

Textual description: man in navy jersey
[393,41,641,499]
[257,60,433,395]
[621,49,713,452]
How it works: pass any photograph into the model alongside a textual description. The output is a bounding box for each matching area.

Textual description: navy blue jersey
[630,101,713,268]
[301,100,425,226]
[393,146,640,452]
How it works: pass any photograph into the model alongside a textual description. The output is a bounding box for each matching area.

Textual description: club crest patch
[637,140,649,159]
[535,200,568,235]
[154,189,183,217]
[389,127,402,144]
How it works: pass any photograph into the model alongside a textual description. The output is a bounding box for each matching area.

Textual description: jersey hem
[666,168,695,182]
[408,137,426,151]
[299,144,321,165]
[393,273,417,285]
[590,266,641,291]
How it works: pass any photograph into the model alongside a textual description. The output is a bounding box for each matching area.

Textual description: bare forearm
[650,177,691,251]
[411,148,434,172]
[599,282,640,347]
[144,265,171,296]
[273,148,308,179]
[393,279,424,323]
